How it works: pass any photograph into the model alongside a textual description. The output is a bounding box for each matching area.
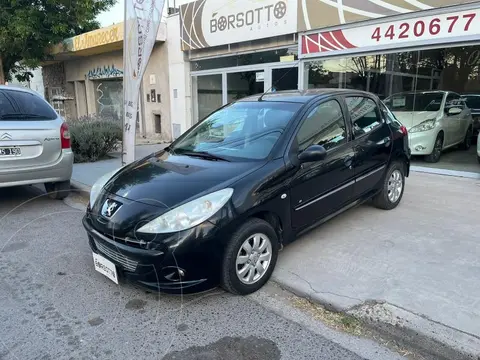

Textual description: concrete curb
[70,179,92,200]
[273,274,480,360]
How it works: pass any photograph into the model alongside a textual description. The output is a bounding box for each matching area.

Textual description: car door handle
[378,137,391,147]
[344,155,353,169]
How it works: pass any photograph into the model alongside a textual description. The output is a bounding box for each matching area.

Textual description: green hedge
[69,115,122,163]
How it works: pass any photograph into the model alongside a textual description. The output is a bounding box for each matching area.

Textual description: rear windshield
[0,90,57,120]
[462,95,480,110]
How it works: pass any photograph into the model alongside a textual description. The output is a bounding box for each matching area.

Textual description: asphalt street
[0,185,404,360]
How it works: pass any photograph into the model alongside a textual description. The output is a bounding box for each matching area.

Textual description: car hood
[392,111,439,130]
[103,150,265,208]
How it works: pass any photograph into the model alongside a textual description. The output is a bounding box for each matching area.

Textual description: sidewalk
[273,172,480,359]
[71,144,167,188]
[71,156,480,358]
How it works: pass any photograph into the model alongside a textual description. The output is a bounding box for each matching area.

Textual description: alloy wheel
[236,233,272,285]
[387,170,403,203]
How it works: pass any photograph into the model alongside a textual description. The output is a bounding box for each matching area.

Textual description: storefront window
[191,47,297,71]
[272,68,299,91]
[226,72,264,103]
[94,80,123,121]
[195,74,223,122]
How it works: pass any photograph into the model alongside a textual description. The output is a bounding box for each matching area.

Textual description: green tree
[0,0,115,84]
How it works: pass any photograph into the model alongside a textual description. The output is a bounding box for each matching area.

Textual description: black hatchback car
[83,89,410,295]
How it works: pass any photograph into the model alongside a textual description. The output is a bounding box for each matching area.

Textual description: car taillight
[400,125,408,136]
[61,122,71,149]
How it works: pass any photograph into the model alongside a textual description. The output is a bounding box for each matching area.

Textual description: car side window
[296,100,347,152]
[345,97,383,137]
[445,93,463,110]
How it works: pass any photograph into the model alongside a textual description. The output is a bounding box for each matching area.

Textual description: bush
[68,114,122,163]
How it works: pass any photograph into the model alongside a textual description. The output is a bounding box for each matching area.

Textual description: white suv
[384,91,473,163]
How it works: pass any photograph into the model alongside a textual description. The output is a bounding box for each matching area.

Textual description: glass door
[226,71,265,103]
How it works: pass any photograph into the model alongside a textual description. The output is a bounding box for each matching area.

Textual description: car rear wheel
[221,218,279,295]
[460,127,472,150]
[372,162,405,210]
[425,134,443,163]
[45,180,70,200]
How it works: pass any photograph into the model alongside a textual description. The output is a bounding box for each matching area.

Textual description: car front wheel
[45,180,70,200]
[425,133,443,163]
[372,162,405,210]
[221,218,279,295]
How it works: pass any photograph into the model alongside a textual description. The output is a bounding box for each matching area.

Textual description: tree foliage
[0,0,115,83]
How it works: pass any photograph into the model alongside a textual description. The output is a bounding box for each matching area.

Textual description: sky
[97,0,124,27]
[96,0,191,27]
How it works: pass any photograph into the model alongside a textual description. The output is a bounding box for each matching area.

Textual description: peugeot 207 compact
[83,89,410,295]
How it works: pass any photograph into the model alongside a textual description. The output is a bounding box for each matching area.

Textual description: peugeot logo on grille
[101,199,122,218]
[0,133,12,140]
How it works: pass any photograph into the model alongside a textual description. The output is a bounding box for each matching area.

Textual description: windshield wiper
[178,151,230,162]
[0,113,51,120]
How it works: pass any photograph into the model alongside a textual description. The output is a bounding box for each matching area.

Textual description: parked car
[384,91,473,163]
[477,131,480,164]
[83,89,410,295]
[461,93,480,137]
[0,86,73,199]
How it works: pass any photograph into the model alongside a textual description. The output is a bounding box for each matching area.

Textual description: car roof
[237,88,376,104]
[0,84,40,96]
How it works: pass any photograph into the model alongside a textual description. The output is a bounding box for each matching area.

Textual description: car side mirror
[447,107,462,116]
[298,145,327,163]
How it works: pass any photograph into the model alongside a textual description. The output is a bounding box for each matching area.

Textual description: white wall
[167,13,192,139]
[8,68,45,98]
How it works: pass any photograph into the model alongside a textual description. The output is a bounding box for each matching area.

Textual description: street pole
[139,81,146,138]
[122,0,135,166]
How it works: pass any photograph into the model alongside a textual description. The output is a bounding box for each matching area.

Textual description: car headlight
[89,169,120,207]
[409,119,436,133]
[137,188,234,234]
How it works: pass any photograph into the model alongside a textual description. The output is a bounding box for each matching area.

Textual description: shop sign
[300,7,480,58]
[180,0,297,50]
[73,24,123,51]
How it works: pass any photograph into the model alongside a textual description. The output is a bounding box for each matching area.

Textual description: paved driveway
[0,186,402,360]
[274,172,480,338]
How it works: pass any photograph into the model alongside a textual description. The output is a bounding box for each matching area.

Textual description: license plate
[0,147,21,156]
[93,253,118,284]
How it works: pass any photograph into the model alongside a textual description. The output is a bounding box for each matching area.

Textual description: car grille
[94,239,138,272]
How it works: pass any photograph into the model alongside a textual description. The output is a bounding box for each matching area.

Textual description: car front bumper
[0,150,73,188]
[477,132,480,157]
[408,130,437,156]
[82,214,222,294]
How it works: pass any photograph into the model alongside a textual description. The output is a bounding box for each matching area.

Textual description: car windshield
[462,95,480,110]
[384,93,444,112]
[169,101,302,161]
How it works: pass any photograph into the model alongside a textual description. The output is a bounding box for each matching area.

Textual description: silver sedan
[0,86,73,199]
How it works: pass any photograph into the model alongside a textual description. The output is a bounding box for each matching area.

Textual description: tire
[425,133,443,163]
[372,162,405,210]
[477,155,480,165]
[45,180,70,200]
[460,127,472,150]
[221,218,279,295]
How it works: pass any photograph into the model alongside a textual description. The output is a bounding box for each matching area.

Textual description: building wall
[56,42,171,140]
[142,43,172,140]
[167,13,192,139]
